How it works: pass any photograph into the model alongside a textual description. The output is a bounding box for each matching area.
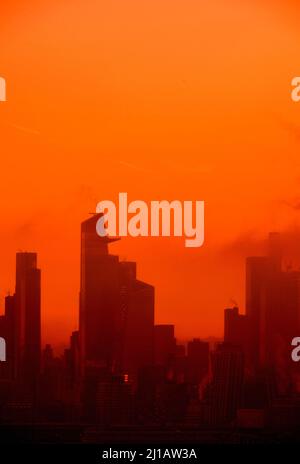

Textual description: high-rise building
[15,252,41,392]
[246,255,275,371]
[0,295,16,380]
[79,214,154,387]
[79,214,121,374]
[246,234,300,387]
[208,343,244,426]
[121,280,154,379]
[224,307,249,363]
[186,338,209,386]
[0,315,8,379]
[96,375,134,426]
[154,325,176,367]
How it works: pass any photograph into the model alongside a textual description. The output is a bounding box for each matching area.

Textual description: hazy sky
[0,0,300,350]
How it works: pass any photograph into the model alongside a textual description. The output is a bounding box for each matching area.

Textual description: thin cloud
[10,123,40,136]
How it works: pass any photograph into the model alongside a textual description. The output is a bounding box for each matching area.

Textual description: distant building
[186,338,209,386]
[154,325,176,368]
[208,343,244,426]
[79,214,154,418]
[246,234,300,392]
[15,252,41,393]
[224,307,249,364]
[96,376,133,426]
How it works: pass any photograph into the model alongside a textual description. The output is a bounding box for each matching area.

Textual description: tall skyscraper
[79,214,121,374]
[246,254,277,372]
[15,252,41,392]
[154,325,176,367]
[2,295,16,380]
[121,278,154,383]
[246,234,300,391]
[224,307,249,363]
[79,214,154,382]
[208,343,244,425]
[186,338,209,386]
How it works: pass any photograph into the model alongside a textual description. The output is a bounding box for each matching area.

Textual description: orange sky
[0,0,300,350]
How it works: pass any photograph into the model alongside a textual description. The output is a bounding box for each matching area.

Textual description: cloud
[283,197,300,210]
[10,123,40,136]
[221,227,300,269]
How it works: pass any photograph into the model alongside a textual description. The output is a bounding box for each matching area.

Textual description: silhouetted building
[40,344,65,414]
[79,214,121,375]
[4,295,16,380]
[246,234,300,391]
[246,255,274,372]
[224,307,249,363]
[186,338,209,386]
[0,316,8,380]
[65,331,80,389]
[2,221,300,441]
[154,325,176,367]
[121,279,154,385]
[15,252,41,393]
[208,343,244,426]
[96,376,134,426]
[173,344,186,384]
[79,214,154,418]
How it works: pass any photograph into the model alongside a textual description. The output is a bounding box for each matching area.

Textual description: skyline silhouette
[0,216,300,443]
[1,0,300,350]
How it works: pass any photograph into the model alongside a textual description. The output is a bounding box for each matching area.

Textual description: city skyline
[0,214,300,441]
[1,0,300,448]
[1,0,300,349]
[1,222,300,352]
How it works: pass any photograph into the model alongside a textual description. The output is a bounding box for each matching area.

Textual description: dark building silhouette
[96,375,134,426]
[15,252,41,393]
[40,344,64,407]
[4,295,16,380]
[0,316,8,379]
[0,296,17,381]
[186,338,209,386]
[173,344,187,384]
[208,343,244,426]
[121,278,154,384]
[224,307,249,363]
[64,331,80,390]
[79,215,154,378]
[246,234,300,392]
[154,325,176,367]
[79,214,154,418]
[246,255,274,372]
[2,223,300,441]
[79,214,121,375]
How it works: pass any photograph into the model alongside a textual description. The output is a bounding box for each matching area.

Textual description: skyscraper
[121,278,154,383]
[224,307,249,363]
[208,343,244,426]
[79,214,121,374]
[154,325,176,367]
[79,214,154,382]
[246,234,300,391]
[15,252,41,392]
[246,255,276,372]
[186,338,209,386]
